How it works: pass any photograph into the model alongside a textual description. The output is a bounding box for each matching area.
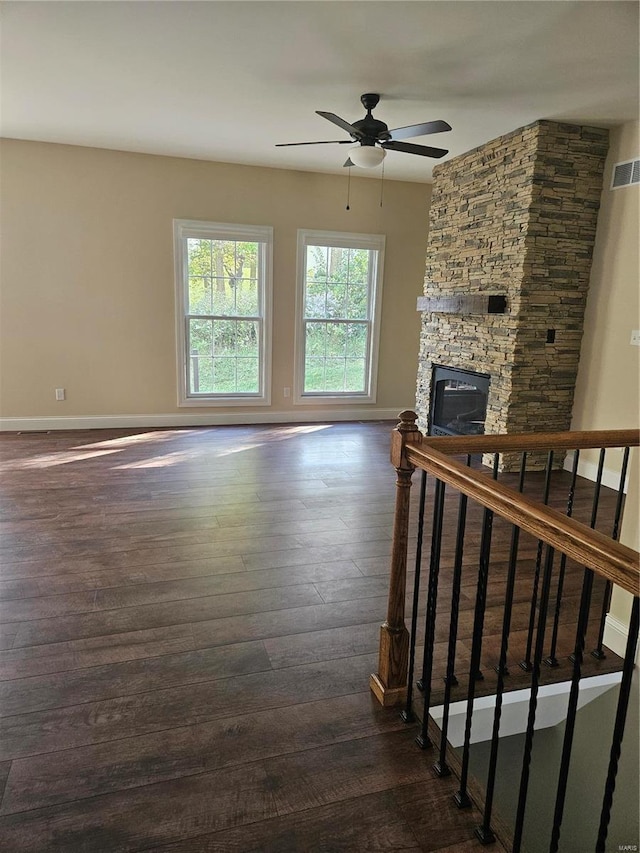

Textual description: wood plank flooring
[0,422,622,852]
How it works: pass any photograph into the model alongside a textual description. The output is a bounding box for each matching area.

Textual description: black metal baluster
[454,454,499,808]
[416,478,446,749]
[548,565,604,853]
[592,446,630,660]
[545,449,580,667]
[589,448,606,529]
[475,454,500,682]
[512,544,556,853]
[402,470,428,723]
[521,450,554,671]
[434,455,471,777]
[475,452,528,843]
[595,596,640,852]
[568,447,605,667]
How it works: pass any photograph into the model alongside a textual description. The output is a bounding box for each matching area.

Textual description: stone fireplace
[416,120,609,468]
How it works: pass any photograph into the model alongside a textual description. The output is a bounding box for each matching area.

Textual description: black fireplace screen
[429,366,490,437]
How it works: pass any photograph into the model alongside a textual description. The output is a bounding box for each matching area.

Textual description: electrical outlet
[55,388,66,401]
[283,387,291,398]
[631,330,640,346]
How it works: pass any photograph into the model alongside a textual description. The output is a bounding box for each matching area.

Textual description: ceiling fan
[276,93,451,168]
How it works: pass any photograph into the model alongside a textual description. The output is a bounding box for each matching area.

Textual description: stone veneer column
[416,120,608,466]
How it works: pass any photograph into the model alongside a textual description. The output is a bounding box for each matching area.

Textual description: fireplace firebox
[429,366,490,437]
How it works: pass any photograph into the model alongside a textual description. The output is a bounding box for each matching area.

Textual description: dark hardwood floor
[0,422,621,852]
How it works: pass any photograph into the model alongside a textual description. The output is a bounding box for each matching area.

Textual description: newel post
[370,410,423,706]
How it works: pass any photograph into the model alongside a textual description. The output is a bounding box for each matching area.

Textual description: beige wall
[570,121,640,625]
[0,139,429,424]
[571,121,639,436]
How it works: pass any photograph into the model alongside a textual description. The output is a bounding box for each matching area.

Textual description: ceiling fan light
[349,144,386,169]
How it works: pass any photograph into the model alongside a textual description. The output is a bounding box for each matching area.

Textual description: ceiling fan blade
[316,111,362,138]
[275,140,351,147]
[388,120,452,141]
[382,140,448,159]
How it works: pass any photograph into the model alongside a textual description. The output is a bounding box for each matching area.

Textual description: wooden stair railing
[371,413,640,705]
[370,412,639,852]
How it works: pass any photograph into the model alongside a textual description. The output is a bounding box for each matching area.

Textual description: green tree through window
[296,231,385,402]
[174,221,272,405]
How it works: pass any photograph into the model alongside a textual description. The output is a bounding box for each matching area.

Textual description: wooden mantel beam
[416,294,507,315]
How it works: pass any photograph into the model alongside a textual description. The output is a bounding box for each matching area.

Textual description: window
[295,230,385,404]
[174,220,272,406]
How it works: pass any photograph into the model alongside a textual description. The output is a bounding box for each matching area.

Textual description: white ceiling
[1,1,638,183]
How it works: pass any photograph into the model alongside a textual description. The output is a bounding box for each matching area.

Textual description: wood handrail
[405,441,639,597]
[407,428,640,455]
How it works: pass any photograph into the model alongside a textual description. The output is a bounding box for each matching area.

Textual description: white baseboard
[603,613,639,663]
[0,408,403,432]
[563,450,630,493]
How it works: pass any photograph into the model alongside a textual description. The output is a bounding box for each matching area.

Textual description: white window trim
[294,229,385,406]
[173,219,273,407]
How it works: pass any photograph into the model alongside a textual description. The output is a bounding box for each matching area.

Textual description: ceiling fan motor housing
[352,120,390,144]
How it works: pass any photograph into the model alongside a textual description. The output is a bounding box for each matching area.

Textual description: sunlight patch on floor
[115,450,198,469]
[4,448,123,470]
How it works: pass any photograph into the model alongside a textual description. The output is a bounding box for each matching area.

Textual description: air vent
[611,158,640,189]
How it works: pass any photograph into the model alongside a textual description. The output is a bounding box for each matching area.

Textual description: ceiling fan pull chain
[380,161,385,208]
[346,165,351,211]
